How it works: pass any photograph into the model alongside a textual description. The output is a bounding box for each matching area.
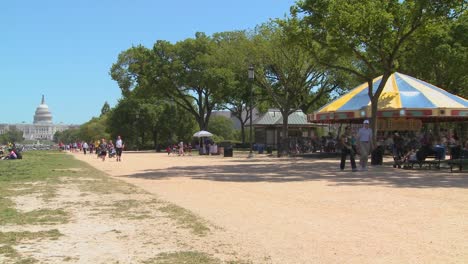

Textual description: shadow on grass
[119,158,468,189]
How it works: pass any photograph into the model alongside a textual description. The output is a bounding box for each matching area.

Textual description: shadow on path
[120,159,468,189]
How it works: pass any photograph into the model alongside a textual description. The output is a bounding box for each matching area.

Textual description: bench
[402,156,444,169]
[448,158,468,172]
[447,149,468,172]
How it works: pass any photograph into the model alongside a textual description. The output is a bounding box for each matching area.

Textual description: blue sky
[1,0,296,124]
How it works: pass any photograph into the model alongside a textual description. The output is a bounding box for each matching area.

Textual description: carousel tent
[309,72,468,124]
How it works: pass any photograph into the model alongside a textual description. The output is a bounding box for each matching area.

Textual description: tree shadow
[378,93,397,109]
[119,159,468,188]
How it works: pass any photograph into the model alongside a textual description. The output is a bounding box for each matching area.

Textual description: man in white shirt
[82,141,89,155]
[115,136,124,162]
[357,120,373,171]
[178,141,184,156]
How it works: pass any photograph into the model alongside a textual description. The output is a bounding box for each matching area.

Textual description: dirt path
[73,152,468,264]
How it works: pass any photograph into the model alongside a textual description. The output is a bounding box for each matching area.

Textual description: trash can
[224,147,233,157]
[258,144,264,154]
[266,146,273,154]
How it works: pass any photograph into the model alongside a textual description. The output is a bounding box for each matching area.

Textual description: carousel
[308,72,468,131]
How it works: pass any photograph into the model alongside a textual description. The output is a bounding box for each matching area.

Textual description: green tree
[211,30,257,144]
[110,45,151,97]
[207,115,235,141]
[294,0,463,143]
[100,101,111,116]
[253,21,340,156]
[53,128,80,144]
[107,96,143,149]
[145,33,236,130]
[107,96,197,150]
[0,127,24,144]
[400,11,468,98]
[79,115,110,143]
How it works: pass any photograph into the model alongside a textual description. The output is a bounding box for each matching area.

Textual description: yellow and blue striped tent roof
[312,72,468,122]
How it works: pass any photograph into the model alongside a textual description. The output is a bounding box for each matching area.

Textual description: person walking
[340,126,358,172]
[178,141,185,156]
[115,135,124,162]
[82,141,89,155]
[357,120,373,171]
[98,139,108,162]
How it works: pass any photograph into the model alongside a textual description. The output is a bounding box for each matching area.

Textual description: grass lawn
[0,151,250,263]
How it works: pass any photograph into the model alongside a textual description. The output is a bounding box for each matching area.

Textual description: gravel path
[73,152,468,264]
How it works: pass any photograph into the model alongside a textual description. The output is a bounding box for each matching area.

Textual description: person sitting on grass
[4,149,17,160]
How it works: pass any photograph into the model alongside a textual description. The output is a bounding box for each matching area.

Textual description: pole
[248,78,254,158]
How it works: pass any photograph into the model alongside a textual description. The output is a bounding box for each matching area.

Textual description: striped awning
[310,72,468,123]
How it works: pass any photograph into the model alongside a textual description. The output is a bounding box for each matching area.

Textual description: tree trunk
[240,123,246,144]
[280,112,289,157]
[153,129,159,152]
[368,72,392,146]
[198,119,206,131]
[370,96,379,145]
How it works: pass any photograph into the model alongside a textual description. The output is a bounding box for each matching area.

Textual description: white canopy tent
[193,130,213,137]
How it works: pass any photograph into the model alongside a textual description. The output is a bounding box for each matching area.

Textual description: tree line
[55,0,466,155]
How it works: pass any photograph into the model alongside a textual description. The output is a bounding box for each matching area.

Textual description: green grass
[0,207,69,226]
[0,245,19,259]
[97,199,154,220]
[0,229,62,263]
[159,204,211,236]
[0,151,78,226]
[0,151,88,183]
[143,251,219,264]
[143,251,253,264]
[0,151,234,262]
[0,229,62,244]
[0,151,88,262]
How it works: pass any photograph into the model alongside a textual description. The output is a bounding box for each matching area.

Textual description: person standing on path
[340,126,358,172]
[178,141,185,156]
[98,139,108,162]
[357,120,373,171]
[115,136,124,162]
[82,141,89,155]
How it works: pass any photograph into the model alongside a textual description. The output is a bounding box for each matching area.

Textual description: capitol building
[0,95,76,141]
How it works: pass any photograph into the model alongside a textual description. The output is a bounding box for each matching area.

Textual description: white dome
[37,104,49,109]
[33,96,53,124]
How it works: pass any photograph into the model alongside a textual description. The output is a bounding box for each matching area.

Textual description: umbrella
[309,72,468,123]
[193,130,213,137]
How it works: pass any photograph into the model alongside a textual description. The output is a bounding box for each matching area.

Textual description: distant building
[251,109,321,148]
[211,109,260,130]
[0,95,77,141]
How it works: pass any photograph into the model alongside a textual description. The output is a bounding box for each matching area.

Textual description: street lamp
[248,65,254,158]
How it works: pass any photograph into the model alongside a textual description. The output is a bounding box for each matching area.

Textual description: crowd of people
[338,120,468,171]
[166,141,192,156]
[59,135,125,162]
[165,140,221,156]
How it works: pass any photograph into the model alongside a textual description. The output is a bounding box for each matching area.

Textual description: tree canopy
[293,0,465,142]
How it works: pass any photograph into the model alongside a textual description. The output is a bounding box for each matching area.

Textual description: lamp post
[248,65,254,158]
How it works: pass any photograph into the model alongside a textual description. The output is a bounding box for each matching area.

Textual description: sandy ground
[72,151,468,264]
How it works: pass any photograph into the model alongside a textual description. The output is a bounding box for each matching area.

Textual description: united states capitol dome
[33,95,53,124]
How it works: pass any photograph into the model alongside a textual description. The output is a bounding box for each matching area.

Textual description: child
[166,145,172,155]
[400,148,418,169]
